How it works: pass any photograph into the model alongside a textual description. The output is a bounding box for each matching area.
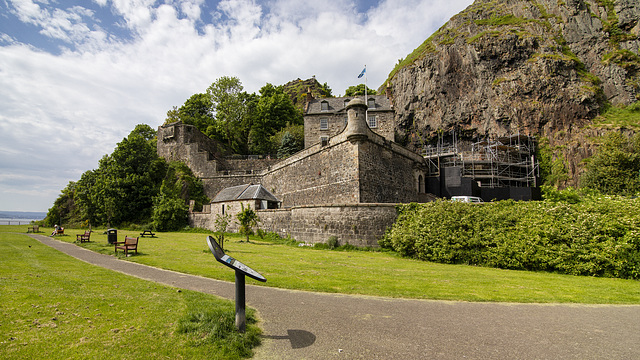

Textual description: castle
[158,93,539,246]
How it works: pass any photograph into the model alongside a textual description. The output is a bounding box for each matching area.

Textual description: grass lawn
[29,226,640,304]
[0,229,261,360]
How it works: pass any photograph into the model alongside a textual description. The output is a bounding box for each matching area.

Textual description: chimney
[385,82,393,109]
[304,87,314,113]
[306,87,313,102]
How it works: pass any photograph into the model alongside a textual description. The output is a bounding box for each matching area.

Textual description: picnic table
[140,230,156,237]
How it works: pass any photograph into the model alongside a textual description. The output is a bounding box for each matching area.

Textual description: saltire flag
[358,67,366,78]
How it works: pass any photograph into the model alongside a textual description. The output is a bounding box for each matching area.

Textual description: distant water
[0,211,47,225]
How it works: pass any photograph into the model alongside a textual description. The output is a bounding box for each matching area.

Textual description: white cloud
[0,0,473,211]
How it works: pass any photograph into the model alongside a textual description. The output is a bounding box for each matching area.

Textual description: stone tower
[344,98,372,143]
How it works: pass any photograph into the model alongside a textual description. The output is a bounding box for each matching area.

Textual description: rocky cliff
[387,0,639,185]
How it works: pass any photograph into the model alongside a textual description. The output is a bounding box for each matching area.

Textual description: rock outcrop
[387,0,639,185]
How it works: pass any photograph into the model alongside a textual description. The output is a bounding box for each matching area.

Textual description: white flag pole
[363,65,367,124]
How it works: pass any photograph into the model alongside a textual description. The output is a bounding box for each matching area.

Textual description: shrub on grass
[380,197,640,279]
[326,236,339,249]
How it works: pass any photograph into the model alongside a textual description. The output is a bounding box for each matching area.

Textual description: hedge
[379,197,640,279]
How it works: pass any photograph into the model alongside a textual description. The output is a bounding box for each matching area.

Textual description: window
[368,115,377,128]
[321,136,329,146]
[344,100,350,109]
[320,117,328,130]
[321,101,329,111]
[368,98,376,109]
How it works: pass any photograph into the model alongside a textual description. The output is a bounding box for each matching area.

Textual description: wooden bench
[140,230,156,237]
[53,227,64,236]
[76,230,91,243]
[115,236,139,256]
[27,225,39,233]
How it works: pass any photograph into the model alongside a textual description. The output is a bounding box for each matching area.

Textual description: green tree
[46,125,167,227]
[236,203,259,242]
[344,84,376,96]
[248,83,303,154]
[131,123,157,142]
[277,131,301,158]
[270,123,304,154]
[581,132,640,195]
[174,93,214,133]
[537,137,569,188]
[74,170,98,226]
[161,162,209,211]
[43,182,77,227]
[45,124,211,229]
[320,82,333,97]
[214,209,232,251]
[207,76,255,153]
[152,183,189,232]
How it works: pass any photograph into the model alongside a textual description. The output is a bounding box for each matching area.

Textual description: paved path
[32,235,640,359]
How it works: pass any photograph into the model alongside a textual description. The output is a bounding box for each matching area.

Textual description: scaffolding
[422,133,538,188]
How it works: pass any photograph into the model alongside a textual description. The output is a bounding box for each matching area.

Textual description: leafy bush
[380,197,640,279]
[581,132,640,195]
[236,204,259,242]
[152,195,188,231]
[326,236,339,249]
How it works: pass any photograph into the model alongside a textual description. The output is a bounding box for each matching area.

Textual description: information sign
[206,236,266,282]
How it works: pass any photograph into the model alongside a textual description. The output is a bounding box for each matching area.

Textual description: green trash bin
[107,229,117,244]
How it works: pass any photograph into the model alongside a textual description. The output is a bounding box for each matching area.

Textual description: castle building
[303,93,395,148]
[159,98,428,246]
[158,92,539,246]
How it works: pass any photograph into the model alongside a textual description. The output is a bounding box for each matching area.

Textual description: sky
[0,0,473,212]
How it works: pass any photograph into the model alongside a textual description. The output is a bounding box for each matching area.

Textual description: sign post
[206,236,266,332]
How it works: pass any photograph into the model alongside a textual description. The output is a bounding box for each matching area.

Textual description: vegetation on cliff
[385,0,639,186]
[281,77,333,109]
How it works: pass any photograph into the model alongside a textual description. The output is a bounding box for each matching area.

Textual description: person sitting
[50,224,61,237]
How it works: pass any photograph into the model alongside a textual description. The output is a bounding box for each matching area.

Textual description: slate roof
[305,95,392,114]
[212,184,280,203]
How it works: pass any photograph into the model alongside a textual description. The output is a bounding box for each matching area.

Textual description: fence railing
[0,220,40,225]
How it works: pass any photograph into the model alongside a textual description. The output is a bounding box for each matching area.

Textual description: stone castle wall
[189,203,398,247]
[201,175,263,201]
[158,122,221,177]
[358,138,426,203]
[368,110,395,144]
[260,204,398,247]
[261,137,360,207]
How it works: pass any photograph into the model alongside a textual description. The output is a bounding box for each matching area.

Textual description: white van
[451,196,484,203]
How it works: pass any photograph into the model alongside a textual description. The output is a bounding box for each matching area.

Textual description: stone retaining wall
[191,203,398,247]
